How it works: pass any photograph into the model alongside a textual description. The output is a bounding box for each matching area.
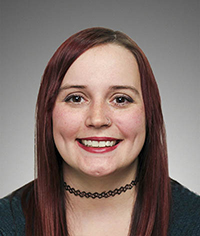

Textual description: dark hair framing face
[31,27,170,236]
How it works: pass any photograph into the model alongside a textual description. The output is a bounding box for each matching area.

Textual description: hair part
[22,27,171,236]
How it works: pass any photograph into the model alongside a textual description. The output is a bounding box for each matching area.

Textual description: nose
[85,102,111,128]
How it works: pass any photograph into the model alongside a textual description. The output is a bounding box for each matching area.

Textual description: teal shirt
[0,189,25,235]
[0,180,200,235]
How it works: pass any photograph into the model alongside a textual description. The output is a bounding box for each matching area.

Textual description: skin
[52,44,146,235]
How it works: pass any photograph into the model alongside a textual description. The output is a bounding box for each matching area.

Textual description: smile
[76,137,122,153]
[80,140,117,147]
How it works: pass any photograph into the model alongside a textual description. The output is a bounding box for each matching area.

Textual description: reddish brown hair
[22,27,171,235]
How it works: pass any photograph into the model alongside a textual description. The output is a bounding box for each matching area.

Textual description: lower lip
[77,141,120,153]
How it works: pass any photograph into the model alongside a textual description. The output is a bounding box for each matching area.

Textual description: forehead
[62,43,141,88]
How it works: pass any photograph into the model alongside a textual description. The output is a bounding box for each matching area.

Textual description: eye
[112,95,134,106]
[64,94,85,104]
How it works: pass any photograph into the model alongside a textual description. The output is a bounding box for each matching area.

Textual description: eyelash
[112,95,134,106]
[64,94,85,104]
[64,94,134,106]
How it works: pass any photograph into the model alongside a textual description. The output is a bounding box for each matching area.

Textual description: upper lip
[77,137,120,141]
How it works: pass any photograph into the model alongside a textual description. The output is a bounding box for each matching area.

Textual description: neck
[65,179,137,216]
[65,182,137,236]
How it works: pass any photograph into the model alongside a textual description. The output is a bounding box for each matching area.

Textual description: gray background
[0,0,199,198]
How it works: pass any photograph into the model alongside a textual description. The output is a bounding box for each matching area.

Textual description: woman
[0,27,199,236]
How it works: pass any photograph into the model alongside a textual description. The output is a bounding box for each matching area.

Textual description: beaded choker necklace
[63,178,138,199]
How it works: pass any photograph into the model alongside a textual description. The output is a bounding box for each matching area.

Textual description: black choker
[63,178,138,199]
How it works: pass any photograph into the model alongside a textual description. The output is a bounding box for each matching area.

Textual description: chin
[79,165,117,178]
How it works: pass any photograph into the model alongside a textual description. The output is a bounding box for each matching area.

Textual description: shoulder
[168,179,200,235]
[0,185,28,235]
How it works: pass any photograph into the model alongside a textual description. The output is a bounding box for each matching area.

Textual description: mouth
[76,137,122,153]
[77,137,122,149]
[77,139,121,148]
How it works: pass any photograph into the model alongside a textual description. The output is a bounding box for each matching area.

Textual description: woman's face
[52,44,146,179]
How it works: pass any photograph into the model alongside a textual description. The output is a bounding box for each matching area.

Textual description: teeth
[81,140,117,147]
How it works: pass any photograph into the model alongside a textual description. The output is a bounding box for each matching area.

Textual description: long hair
[22,27,171,235]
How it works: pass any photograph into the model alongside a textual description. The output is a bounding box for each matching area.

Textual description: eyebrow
[59,85,86,92]
[109,85,139,96]
[59,84,140,96]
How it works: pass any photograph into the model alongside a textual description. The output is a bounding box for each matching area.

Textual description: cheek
[114,107,146,137]
[52,106,82,140]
